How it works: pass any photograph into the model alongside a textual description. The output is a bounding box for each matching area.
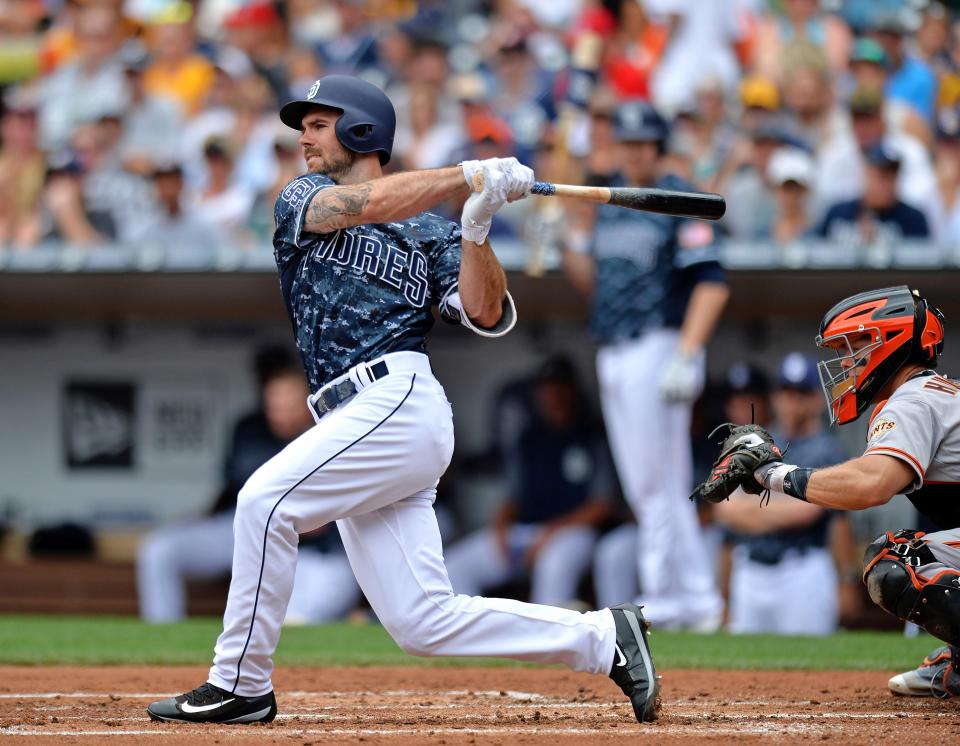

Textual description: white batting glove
[461,165,509,243]
[495,157,534,202]
[659,350,703,403]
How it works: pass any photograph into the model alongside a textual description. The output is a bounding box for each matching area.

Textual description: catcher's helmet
[279,75,396,165]
[613,100,669,149]
[815,286,945,425]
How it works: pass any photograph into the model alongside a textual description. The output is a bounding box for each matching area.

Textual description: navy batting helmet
[279,75,396,165]
[613,101,669,148]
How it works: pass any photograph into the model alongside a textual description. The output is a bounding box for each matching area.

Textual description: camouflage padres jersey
[274,173,514,391]
[864,371,960,529]
[588,174,725,344]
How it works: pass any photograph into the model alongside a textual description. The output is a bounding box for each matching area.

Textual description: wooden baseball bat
[530,182,726,220]
[470,172,725,221]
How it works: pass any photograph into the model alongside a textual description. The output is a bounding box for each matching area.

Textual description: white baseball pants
[137,513,358,625]
[207,352,615,697]
[728,547,838,635]
[596,330,723,627]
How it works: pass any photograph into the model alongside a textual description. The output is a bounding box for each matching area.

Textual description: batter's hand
[494,157,534,202]
[461,164,510,243]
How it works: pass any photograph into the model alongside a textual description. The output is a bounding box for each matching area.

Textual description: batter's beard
[307,149,357,181]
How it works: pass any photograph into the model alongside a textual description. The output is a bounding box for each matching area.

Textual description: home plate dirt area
[2,666,960,744]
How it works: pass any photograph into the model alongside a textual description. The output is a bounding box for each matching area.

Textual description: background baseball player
[714,352,848,635]
[693,286,960,696]
[563,100,728,629]
[146,75,659,725]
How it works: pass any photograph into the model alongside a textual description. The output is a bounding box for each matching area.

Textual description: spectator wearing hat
[0,87,46,247]
[142,3,215,117]
[187,136,256,246]
[720,121,791,240]
[221,2,289,106]
[117,49,183,176]
[445,356,615,608]
[848,38,932,147]
[815,86,936,222]
[817,142,929,247]
[870,16,937,124]
[714,353,849,635]
[778,42,848,157]
[38,151,116,247]
[130,161,219,260]
[765,146,816,244]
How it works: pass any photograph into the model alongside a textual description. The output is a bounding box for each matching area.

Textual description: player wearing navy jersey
[564,101,729,630]
[147,76,660,725]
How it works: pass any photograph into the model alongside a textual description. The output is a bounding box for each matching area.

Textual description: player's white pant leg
[597,330,721,626]
[729,548,838,635]
[530,525,598,606]
[773,549,838,636]
[444,528,514,597]
[137,512,235,623]
[209,360,454,696]
[283,550,361,625]
[664,394,723,625]
[338,494,616,673]
[593,524,638,609]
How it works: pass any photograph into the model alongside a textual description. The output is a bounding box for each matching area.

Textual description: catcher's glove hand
[690,423,783,504]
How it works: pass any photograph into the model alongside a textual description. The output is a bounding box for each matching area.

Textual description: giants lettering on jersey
[312,229,429,307]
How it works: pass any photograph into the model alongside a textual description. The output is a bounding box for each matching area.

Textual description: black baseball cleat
[608,602,660,722]
[147,682,277,724]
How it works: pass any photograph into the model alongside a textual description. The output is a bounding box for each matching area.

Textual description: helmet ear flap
[920,306,945,362]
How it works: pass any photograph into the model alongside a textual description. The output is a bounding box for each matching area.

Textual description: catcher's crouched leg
[863,530,960,646]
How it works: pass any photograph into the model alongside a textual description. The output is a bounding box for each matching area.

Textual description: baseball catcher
[693,286,960,698]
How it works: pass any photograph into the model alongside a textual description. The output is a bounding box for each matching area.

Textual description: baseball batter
[694,286,960,697]
[563,100,728,629]
[146,75,659,725]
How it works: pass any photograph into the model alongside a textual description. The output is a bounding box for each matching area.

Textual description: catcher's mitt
[691,423,783,504]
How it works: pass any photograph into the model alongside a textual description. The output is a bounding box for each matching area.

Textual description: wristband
[755,462,814,501]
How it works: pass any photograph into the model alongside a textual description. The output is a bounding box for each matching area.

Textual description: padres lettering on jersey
[589,174,722,343]
[274,173,512,391]
[864,371,960,528]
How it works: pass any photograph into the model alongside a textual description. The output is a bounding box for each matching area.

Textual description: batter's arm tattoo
[304,184,373,234]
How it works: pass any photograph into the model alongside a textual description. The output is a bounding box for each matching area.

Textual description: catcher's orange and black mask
[815,286,944,425]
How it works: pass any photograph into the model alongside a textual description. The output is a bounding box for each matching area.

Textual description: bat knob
[471,171,485,193]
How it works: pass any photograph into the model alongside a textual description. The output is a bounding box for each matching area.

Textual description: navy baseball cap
[613,100,669,144]
[777,352,820,392]
[864,142,901,170]
[725,362,770,396]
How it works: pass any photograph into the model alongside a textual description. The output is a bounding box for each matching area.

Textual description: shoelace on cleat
[184,683,224,705]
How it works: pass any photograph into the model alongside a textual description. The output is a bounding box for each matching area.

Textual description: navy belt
[310,360,390,417]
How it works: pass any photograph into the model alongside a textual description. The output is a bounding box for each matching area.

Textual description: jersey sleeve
[432,221,517,338]
[273,173,336,264]
[863,395,941,491]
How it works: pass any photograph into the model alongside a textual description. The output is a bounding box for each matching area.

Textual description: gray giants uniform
[590,173,725,629]
[205,172,618,699]
[864,371,960,570]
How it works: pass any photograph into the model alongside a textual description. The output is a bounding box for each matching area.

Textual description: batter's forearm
[304,166,469,233]
[458,238,507,328]
[677,281,729,355]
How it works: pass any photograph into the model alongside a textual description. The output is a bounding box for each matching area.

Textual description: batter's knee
[377,597,453,658]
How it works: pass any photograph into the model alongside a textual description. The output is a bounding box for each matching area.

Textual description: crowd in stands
[2,0,960,253]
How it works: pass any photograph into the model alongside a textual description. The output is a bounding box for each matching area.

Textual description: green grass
[0,615,939,670]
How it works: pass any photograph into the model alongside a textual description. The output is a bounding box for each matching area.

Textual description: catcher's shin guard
[863,530,960,646]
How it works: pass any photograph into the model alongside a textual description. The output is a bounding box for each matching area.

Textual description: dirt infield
[2,666,960,744]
